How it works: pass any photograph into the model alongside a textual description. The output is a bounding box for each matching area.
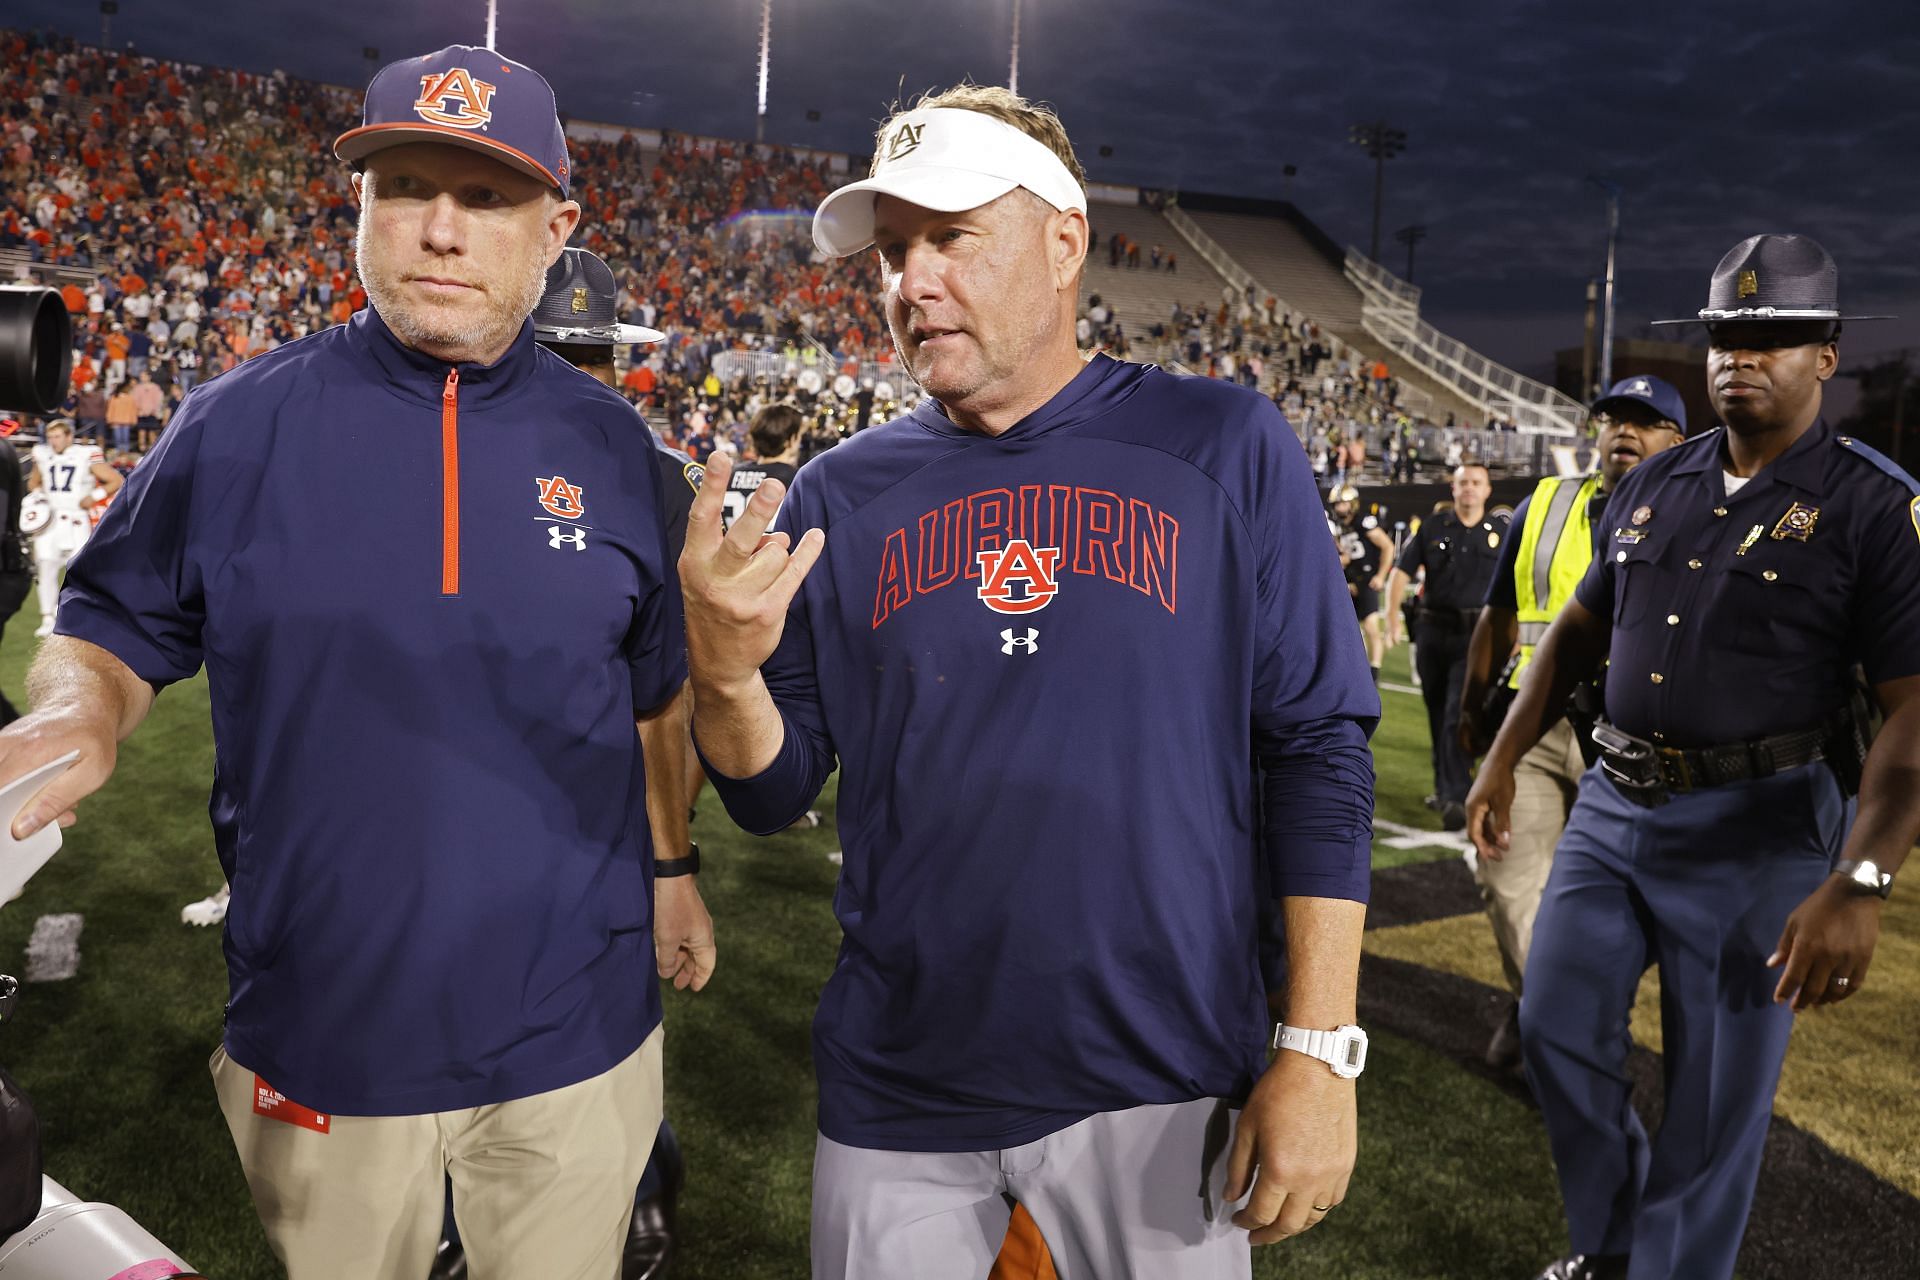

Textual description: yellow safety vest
[1509,473,1604,688]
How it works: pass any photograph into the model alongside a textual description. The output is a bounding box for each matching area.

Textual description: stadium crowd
[1,26,1477,487]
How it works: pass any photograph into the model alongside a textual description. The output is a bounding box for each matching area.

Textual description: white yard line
[1372,817,1476,856]
[1382,681,1422,697]
[25,912,84,982]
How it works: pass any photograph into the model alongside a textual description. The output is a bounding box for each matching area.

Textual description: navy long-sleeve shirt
[706,356,1377,1151]
[59,306,684,1115]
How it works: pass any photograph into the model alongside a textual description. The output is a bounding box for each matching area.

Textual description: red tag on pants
[252,1075,331,1132]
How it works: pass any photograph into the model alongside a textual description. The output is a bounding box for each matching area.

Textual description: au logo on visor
[885,121,926,161]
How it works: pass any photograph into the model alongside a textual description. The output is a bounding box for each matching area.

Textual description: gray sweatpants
[810,1097,1252,1279]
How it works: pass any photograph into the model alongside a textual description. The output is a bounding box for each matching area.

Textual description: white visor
[812,107,1086,258]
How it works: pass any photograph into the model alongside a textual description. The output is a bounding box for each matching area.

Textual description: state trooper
[1457,377,1686,1069]
[1466,234,1920,1280]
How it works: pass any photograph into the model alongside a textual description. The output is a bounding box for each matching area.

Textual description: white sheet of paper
[0,751,82,904]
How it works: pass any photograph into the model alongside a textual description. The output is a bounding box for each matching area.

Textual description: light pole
[1589,176,1621,395]
[485,0,498,49]
[1349,121,1407,262]
[99,1,117,47]
[756,0,772,141]
[1393,224,1427,282]
[1009,0,1024,97]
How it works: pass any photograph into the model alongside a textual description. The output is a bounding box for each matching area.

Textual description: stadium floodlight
[757,0,772,141]
[1009,0,1024,96]
[1348,120,1407,262]
[1589,176,1621,397]
[1393,223,1427,282]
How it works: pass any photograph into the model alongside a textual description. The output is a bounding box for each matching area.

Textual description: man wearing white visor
[682,86,1378,1279]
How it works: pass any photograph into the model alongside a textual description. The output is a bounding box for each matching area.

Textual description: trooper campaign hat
[532,248,663,348]
[1651,233,1892,326]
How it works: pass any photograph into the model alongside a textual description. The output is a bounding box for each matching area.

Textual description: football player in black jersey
[722,403,805,529]
[1329,484,1394,684]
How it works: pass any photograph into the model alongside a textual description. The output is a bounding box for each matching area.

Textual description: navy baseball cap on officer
[335,45,572,196]
[532,248,664,347]
[1651,233,1893,326]
[1592,374,1687,435]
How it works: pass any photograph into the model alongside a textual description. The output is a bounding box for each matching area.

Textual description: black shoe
[1532,1254,1629,1280]
[1485,1000,1523,1070]
[1423,793,1441,811]
[427,1239,468,1280]
[623,1191,677,1280]
[1441,801,1467,832]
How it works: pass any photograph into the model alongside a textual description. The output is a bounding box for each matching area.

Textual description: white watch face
[1331,1025,1368,1079]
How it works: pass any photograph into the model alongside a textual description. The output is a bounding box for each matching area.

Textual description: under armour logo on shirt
[548,526,586,551]
[1001,627,1039,655]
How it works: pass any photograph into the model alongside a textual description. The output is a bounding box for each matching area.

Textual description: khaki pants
[212,1027,663,1280]
[1477,719,1585,994]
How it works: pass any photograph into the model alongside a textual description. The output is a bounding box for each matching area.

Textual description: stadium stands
[0,26,1555,483]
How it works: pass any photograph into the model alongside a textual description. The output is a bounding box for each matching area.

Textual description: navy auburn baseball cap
[1592,374,1688,434]
[335,45,571,196]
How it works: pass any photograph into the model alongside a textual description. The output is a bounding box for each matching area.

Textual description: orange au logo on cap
[1737,269,1759,299]
[885,121,925,162]
[415,68,497,130]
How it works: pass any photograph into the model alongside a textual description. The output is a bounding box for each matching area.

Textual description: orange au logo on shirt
[415,68,498,130]
[536,474,585,520]
[976,539,1062,615]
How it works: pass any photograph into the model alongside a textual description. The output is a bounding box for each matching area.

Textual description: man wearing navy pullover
[682,85,1379,1279]
[0,47,710,1280]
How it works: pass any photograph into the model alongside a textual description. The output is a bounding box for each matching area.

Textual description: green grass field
[0,617,1908,1278]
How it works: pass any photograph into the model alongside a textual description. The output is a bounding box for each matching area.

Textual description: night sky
[14,0,1920,386]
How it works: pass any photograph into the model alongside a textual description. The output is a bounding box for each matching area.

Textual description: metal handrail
[1161,203,1374,379]
[1344,247,1584,434]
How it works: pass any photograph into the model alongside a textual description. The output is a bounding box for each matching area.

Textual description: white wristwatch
[1272,1023,1369,1079]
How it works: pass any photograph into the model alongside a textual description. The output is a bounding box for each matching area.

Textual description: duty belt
[1591,716,1840,807]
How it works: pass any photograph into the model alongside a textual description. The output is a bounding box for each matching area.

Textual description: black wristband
[655,841,699,878]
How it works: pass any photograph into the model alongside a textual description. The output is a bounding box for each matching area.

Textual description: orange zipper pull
[441,367,460,596]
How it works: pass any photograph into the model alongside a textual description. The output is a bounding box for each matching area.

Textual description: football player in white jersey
[27,419,123,637]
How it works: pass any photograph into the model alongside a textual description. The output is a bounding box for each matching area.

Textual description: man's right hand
[679,452,824,696]
[0,707,119,838]
[1464,762,1514,862]
[1457,705,1486,760]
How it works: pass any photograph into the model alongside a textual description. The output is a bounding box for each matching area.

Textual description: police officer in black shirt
[1386,461,1507,829]
[1467,234,1920,1280]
